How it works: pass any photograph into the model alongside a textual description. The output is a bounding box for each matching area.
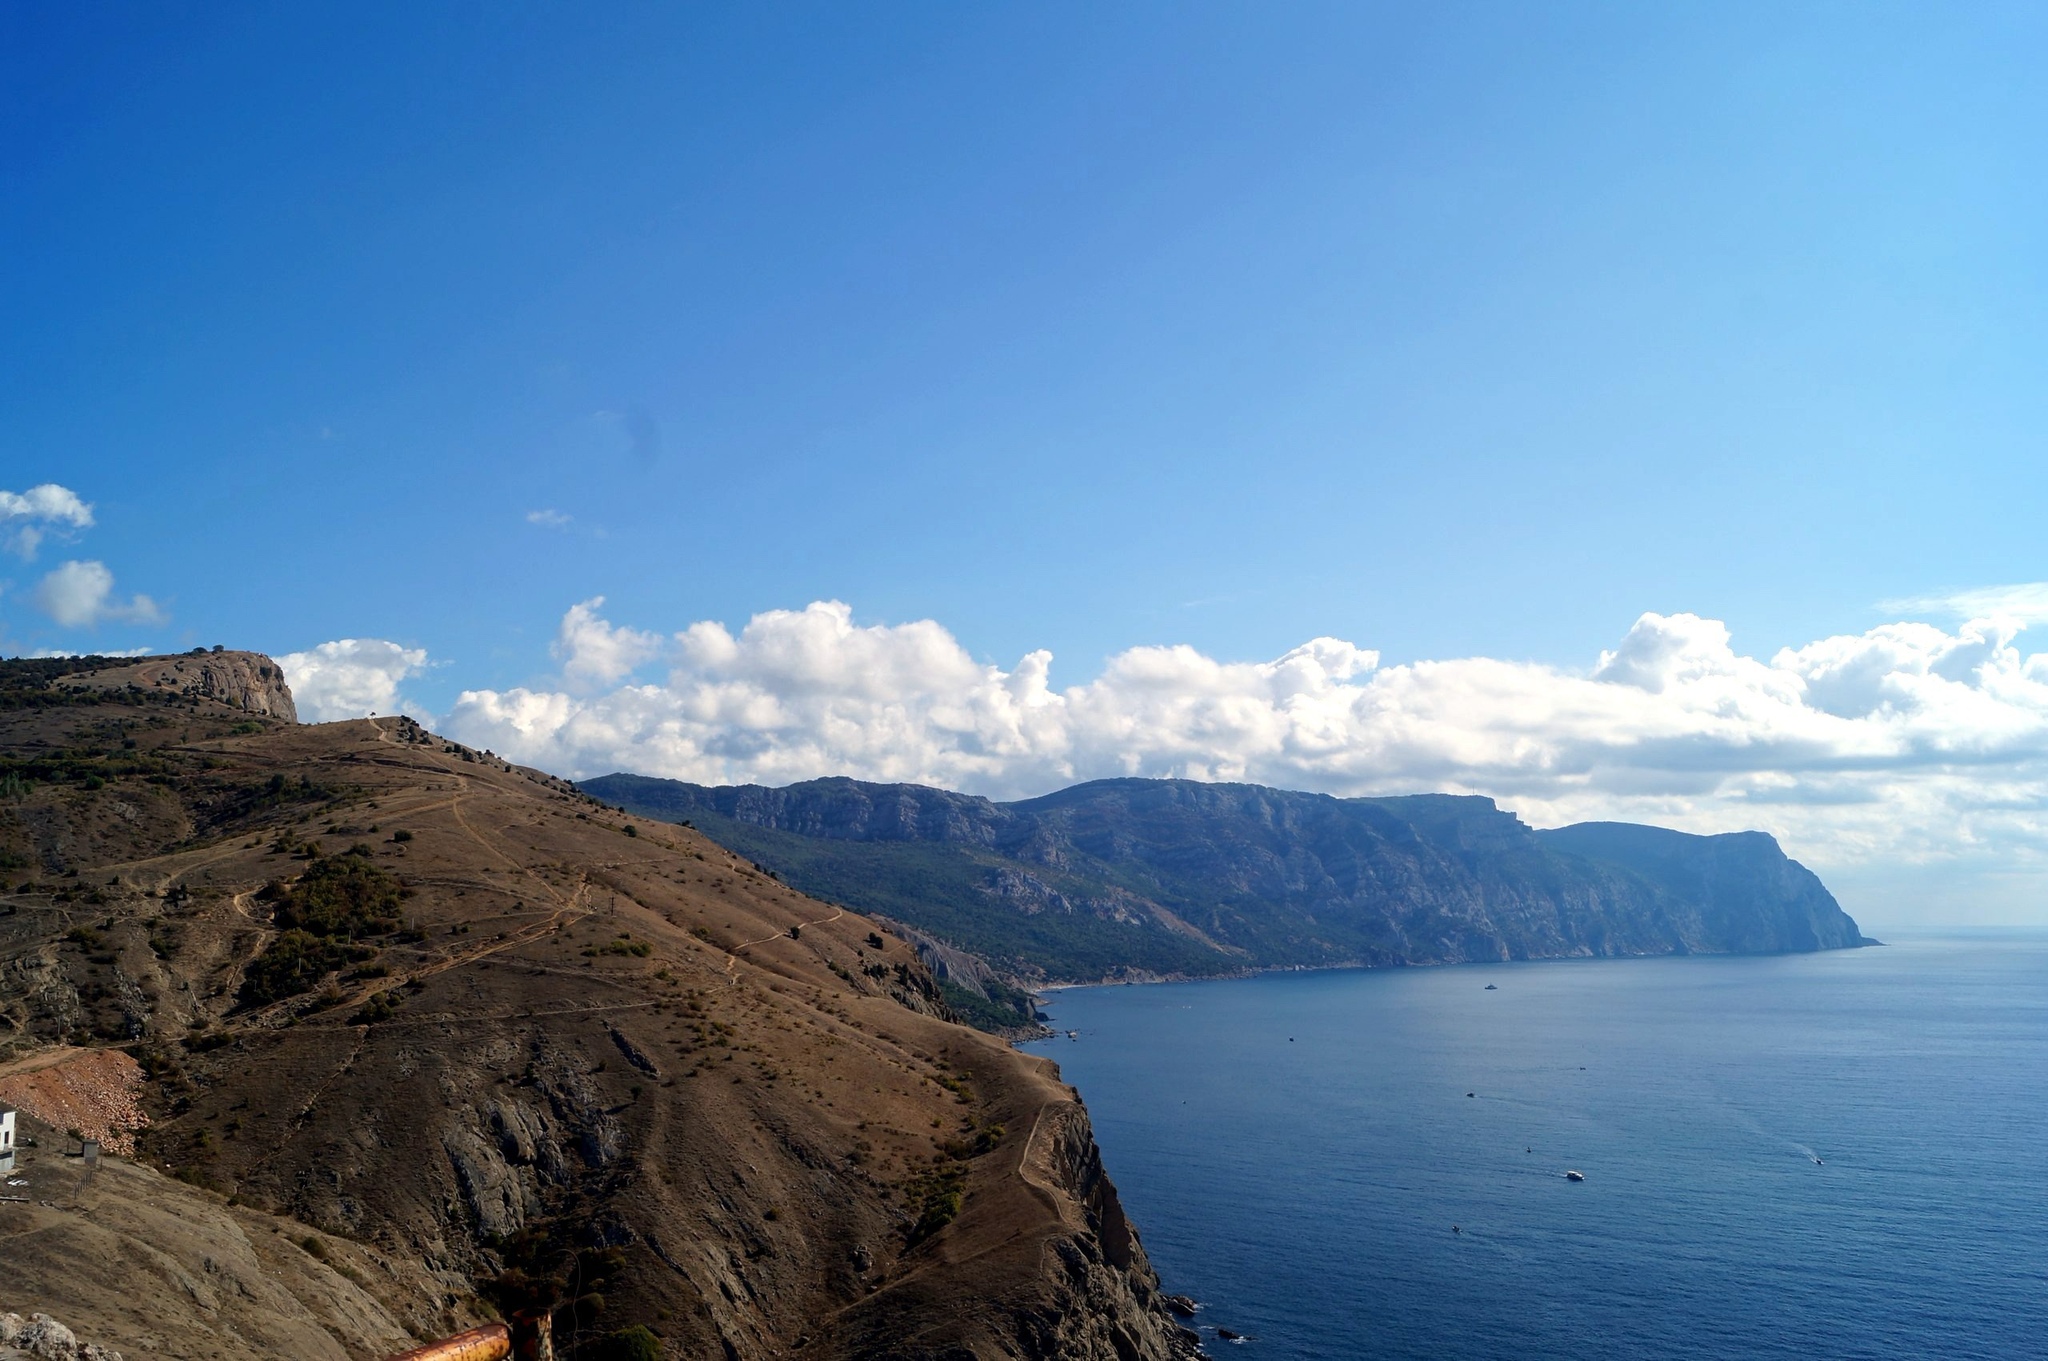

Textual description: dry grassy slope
[0,661,1197,1361]
[0,1109,423,1361]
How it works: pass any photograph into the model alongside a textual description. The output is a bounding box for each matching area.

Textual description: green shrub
[909,1189,963,1244]
[349,990,401,1025]
[239,930,353,1006]
[276,855,405,937]
[594,1325,662,1361]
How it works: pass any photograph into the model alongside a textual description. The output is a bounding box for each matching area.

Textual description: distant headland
[583,773,1872,1029]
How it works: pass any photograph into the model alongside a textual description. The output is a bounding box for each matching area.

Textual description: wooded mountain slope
[584,774,1869,992]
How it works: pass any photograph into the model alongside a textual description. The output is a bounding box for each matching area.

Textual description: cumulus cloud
[553,597,664,686]
[429,599,2048,891]
[526,509,572,529]
[1,483,94,559]
[278,639,432,723]
[30,560,164,628]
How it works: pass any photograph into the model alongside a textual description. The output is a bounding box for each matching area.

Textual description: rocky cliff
[69,649,299,720]
[584,774,1870,987]
[0,657,1192,1360]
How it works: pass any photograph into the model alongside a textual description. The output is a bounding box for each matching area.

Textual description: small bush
[909,1189,963,1244]
[594,1325,662,1361]
[391,829,413,843]
[349,990,401,1025]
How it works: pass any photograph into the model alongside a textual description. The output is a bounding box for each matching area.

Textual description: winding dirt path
[722,905,847,984]
[215,736,598,1032]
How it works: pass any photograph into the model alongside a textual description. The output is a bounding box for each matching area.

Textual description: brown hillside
[0,654,1198,1361]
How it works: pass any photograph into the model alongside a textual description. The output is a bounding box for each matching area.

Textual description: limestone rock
[74,650,298,721]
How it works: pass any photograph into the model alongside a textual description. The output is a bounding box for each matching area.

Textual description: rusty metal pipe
[380,1323,511,1361]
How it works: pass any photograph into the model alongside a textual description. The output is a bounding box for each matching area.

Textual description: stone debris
[0,1312,124,1361]
[0,1051,148,1157]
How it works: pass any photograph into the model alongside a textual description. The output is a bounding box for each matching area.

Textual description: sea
[1022,936,2048,1360]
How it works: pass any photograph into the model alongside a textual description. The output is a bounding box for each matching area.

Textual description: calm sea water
[1023,938,2048,1360]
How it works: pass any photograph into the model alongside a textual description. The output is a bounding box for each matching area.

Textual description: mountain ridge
[582,773,1870,1006]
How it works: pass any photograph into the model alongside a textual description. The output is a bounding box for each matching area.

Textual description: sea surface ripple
[1024,936,2048,1359]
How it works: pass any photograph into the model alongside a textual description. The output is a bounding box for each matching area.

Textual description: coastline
[1024,933,1879,997]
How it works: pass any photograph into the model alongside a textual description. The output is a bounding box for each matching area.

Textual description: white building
[0,1105,13,1156]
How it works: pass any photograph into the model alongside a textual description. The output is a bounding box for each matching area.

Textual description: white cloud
[431,599,2048,914]
[278,638,431,723]
[30,560,164,628]
[1882,581,2048,625]
[553,596,664,686]
[526,509,572,529]
[1,483,94,559]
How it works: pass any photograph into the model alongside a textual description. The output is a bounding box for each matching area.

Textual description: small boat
[1484,984,1497,990]
[1564,1170,1586,1182]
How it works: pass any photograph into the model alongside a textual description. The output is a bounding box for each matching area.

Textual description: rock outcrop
[816,1085,1198,1360]
[74,649,298,721]
[0,1311,124,1361]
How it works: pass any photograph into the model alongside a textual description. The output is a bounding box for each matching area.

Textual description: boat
[1484,983,1497,990]
[1564,1170,1586,1182]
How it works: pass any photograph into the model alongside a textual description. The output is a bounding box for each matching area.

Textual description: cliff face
[0,659,1190,1360]
[73,649,300,720]
[1537,821,1860,954]
[585,774,1869,986]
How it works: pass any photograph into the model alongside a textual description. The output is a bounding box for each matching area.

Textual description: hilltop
[0,653,1197,1361]
[581,774,1869,1009]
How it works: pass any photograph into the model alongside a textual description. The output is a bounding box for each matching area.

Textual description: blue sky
[7,4,2048,923]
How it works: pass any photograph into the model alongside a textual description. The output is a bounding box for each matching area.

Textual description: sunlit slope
[0,655,1198,1361]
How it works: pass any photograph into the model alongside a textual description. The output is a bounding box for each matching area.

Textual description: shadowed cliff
[582,774,1870,990]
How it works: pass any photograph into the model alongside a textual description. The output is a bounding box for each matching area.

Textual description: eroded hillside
[0,654,1197,1361]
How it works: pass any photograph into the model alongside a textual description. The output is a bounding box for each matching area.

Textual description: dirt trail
[0,1044,85,1082]
[215,746,595,1032]
[723,905,846,983]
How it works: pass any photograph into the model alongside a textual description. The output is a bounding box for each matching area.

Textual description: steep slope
[583,774,1869,987]
[0,656,1196,1361]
